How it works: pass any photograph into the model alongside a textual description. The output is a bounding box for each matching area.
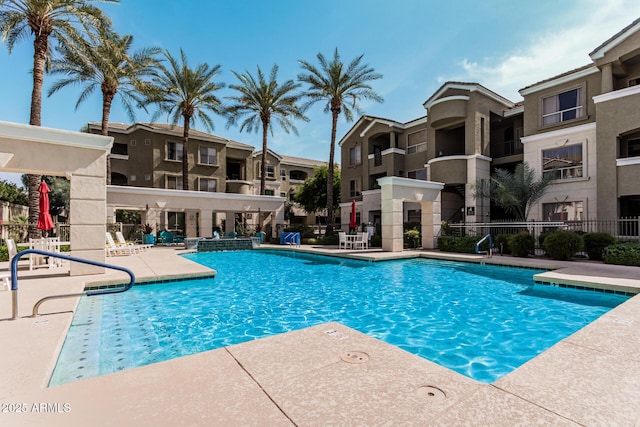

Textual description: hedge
[603,242,640,266]
[583,232,616,261]
[542,231,583,261]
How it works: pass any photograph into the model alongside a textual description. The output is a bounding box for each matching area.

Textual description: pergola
[0,121,113,275]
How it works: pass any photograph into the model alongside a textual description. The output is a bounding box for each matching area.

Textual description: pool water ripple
[49,250,629,386]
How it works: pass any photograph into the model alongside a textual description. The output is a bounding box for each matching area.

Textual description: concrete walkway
[0,245,638,426]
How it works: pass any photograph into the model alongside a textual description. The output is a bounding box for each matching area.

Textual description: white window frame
[166,141,183,162]
[265,164,275,179]
[542,200,584,221]
[166,175,183,190]
[542,143,584,180]
[349,179,360,198]
[407,131,426,154]
[349,145,361,166]
[198,177,217,192]
[542,87,583,126]
[198,146,217,166]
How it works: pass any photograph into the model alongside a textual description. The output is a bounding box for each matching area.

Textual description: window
[199,178,217,192]
[199,146,217,165]
[349,145,361,166]
[543,201,583,221]
[625,138,640,158]
[265,164,275,179]
[111,142,128,155]
[629,77,640,87]
[542,88,583,125]
[265,189,274,196]
[167,175,183,190]
[542,144,583,180]
[407,169,427,180]
[407,130,426,154]
[280,192,286,197]
[349,180,360,198]
[280,168,287,180]
[167,141,183,161]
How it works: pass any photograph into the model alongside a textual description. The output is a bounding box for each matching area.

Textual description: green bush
[370,234,382,247]
[538,230,553,249]
[0,246,7,262]
[583,232,616,261]
[438,236,482,253]
[508,232,535,257]
[494,234,514,255]
[404,229,421,249]
[301,238,318,245]
[603,242,640,266]
[542,231,583,260]
[317,235,338,245]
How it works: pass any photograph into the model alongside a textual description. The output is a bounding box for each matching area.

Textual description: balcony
[427,155,468,184]
[428,96,469,129]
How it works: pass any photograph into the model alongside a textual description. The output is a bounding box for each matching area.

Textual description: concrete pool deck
[0,245,638,426]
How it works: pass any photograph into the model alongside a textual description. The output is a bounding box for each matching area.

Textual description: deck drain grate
[340,351,369,364]
[417,385,446,402]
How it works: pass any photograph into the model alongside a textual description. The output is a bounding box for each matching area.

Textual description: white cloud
[451,1,640,101]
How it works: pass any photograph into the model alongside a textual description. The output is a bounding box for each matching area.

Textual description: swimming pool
[49,250,629,386]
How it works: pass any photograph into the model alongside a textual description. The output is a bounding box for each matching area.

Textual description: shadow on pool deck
[0,245,638,426]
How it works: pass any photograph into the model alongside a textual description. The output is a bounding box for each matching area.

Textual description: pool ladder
[9,249,136,320]
[475,234,493,258]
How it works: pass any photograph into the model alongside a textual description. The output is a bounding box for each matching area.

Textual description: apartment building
[339,17,640,230]
[88,122,326,233]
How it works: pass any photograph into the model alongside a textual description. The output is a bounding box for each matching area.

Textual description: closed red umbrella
[349,200,357,231]
[37,180,54,234]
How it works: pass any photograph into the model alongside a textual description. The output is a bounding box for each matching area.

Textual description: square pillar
[381,198,404,252]
[70,174,106,275]
[199,210,213,237]
[421,194,441,249]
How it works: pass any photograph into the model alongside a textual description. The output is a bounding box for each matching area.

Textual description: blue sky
[2,0,640,186]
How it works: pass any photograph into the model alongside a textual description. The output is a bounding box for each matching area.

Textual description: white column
[199,210,213,237]
[381,197,404,252]
[421,194,441,249]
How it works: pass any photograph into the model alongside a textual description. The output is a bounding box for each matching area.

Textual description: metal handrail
[475,234,493,257]
[10,249,136,319]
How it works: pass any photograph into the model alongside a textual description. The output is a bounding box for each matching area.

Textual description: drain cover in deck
[340,351,369,364]
[417,385,446,402]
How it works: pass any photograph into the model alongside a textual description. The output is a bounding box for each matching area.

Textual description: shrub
[583,232,616,261]
[317,235,338,245]
[370,234,382,247]
[542,231,583,260]
[494,234,514,255]
[438,236,482,253]
[0,246,7,262]
[404,229,421,249]
[508,232,535,257]
[603,242,640,266]
[301,238,318,245]
[538,230,553,249]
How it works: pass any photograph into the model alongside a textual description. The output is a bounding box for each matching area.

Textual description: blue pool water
[50,250,629,386]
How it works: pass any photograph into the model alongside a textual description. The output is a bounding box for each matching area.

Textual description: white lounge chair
[106,232,135,256]
[115,231,152,253]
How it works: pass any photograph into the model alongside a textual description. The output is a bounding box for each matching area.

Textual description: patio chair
[158,230,175,245]
[354,232,369,250]
[1,238,16,291]
[116,231,152,252]
[105,232,135,256]
[29,238,49,270]
[338,232,347,249]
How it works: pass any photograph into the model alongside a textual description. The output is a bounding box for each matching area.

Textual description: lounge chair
[115,231,152,252]
[105,232,135,256]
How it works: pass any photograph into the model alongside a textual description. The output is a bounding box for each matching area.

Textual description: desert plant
[508,232,535,257]
[141,223,154,234]
[583,232,616,261]
[542,231,583,260]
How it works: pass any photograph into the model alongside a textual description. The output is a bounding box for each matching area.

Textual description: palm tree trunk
[182,116,190,191]
[27,33,49,238]
[102,93,114,185]
[325,108,340,236]
[260,120,269,195]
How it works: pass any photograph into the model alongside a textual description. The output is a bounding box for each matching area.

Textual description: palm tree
[144,49,224,191]
[473,162,553,221]
[226,65,307,195]
[47,29,161,184]
[298,48,383,234]
[0,0,116,238]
